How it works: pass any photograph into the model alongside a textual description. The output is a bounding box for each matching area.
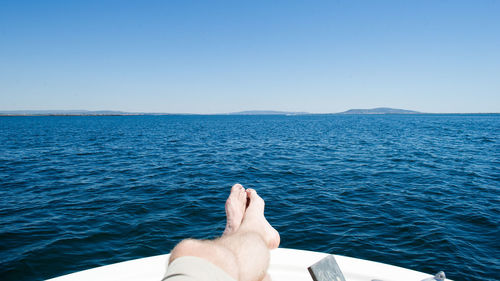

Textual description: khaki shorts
[162,256,236,281]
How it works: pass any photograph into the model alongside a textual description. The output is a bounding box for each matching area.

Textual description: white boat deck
[48,248,447,281]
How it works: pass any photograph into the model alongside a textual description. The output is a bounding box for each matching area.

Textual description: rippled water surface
[0,115,499,281]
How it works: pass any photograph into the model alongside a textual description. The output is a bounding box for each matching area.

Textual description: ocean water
[0,115,498,281]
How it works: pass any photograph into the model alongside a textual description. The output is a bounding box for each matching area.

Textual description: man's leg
[167,184,280,281]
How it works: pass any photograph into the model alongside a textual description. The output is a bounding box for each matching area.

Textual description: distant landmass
[0,110,138,116]
[338,107,421,114]
[229,110,310,115]
[1,109,313,116]
[4,108,496,116]
[228,108,422,115]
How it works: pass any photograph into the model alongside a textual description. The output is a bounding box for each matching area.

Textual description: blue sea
[0,115,498,281]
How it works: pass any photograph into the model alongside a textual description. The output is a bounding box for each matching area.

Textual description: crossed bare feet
[224,183,280,249]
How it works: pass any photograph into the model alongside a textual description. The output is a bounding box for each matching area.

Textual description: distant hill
[338,107,421,114]
[0,109,313,116]
[229,110,310,115]
[0,110,136,116]
[0,108,430,116]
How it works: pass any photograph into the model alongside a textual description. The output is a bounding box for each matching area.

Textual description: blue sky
[1,0,499,113]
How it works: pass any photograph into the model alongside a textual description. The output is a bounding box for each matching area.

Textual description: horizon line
[1,108,499,116]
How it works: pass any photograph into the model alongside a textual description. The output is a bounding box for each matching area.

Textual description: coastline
[1,113,499,117]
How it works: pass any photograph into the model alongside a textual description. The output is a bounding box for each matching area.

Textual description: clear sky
[1,0,499,113]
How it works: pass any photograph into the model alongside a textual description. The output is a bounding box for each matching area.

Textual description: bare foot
[223,184,247,235]
[241,189,280,249]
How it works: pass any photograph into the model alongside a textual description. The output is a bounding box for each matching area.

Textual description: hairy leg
[169,232,269,281]
[168,186,280,281]
[168,238,240,279]
[217,232,270,281]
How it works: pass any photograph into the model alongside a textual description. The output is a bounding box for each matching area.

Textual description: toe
[229,184,244,200]
[246,188,256,197]
[239,188,247,201]
[232,183,244,192]
[247,189,262,203]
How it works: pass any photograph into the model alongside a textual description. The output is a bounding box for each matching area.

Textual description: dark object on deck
[308,255,346,281]
[421,271,446,281]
